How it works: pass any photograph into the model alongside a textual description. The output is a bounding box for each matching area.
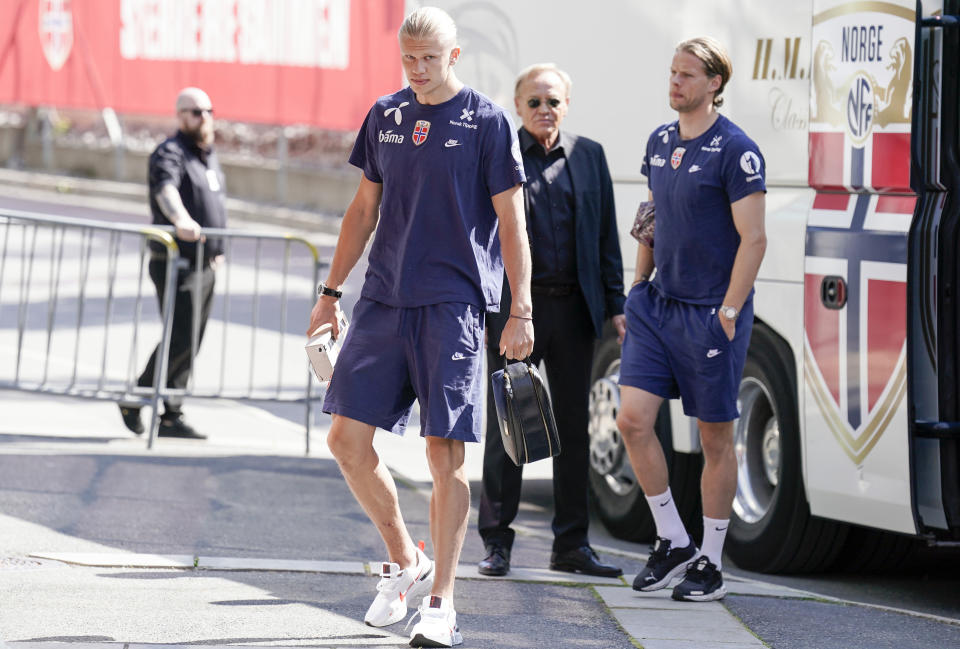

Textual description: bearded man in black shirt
[119,87,226,440]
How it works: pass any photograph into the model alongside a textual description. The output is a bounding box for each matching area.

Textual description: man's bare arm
[492,183,534,360]
[718,191,766,339]
[307,173,383,337]
[155,184,202,242]
[633,245,655,286]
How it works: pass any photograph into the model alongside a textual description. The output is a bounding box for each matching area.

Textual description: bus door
[910,0,960,540]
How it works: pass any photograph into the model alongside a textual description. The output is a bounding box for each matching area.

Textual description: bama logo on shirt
[378,129,404,144]
[650,154,666,167]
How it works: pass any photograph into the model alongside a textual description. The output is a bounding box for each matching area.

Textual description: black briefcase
[490,359,561,466]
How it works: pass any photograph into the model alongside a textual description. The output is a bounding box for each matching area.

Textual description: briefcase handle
[501,357,533,371]
[499,357,533,398]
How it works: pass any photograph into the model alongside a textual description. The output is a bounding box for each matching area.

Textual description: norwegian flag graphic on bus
[803,192,912,464]
[808,1,914,193]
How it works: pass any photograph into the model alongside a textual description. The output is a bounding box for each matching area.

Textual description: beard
[184,121,215,148]
[670,92,709,114]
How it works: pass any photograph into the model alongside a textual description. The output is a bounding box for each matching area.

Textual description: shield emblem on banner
[39,0,73,71]
[412,120,430,146]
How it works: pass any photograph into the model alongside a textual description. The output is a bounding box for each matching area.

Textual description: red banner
[0,0,405,130]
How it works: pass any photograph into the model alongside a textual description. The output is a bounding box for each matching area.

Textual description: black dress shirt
[519,127,578,286]
[148,130,227,261]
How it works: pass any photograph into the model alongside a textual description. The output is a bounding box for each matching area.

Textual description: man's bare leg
[430,490,439,563]
[697,420,737,519]
[326,414,417,568]
[618,385,692,554]
[424,436,469,602]
[617,386,668,495]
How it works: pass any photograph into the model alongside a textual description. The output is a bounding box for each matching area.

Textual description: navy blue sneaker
[632,535,698,591]
[671,556,727,602]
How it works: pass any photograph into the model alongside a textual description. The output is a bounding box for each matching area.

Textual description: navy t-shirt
[349,85,525,311]
[640,114,766,304]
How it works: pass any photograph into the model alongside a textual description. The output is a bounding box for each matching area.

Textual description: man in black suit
[477,64,626,577]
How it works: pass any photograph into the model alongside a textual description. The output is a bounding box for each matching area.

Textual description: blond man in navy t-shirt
[617,37,767,603]
[305,7,532,648]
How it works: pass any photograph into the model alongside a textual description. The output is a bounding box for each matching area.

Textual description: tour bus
[424,0,960,572]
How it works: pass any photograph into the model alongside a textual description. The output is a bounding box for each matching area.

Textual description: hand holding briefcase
[490,358,561,466]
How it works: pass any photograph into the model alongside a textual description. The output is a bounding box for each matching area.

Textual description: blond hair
[676,37,732,108]
[514,63,572,98]
[398,6,457,46]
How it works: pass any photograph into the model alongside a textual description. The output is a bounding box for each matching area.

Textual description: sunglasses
[527,97,562,109]
[184,108,214,117]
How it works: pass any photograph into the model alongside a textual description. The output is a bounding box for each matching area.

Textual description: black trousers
[137,258,216,415]
[478,292,596,553]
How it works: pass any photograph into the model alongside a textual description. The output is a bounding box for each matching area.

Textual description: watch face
[722,307,737,320]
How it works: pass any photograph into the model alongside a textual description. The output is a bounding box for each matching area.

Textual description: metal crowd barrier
[0,208,323,451]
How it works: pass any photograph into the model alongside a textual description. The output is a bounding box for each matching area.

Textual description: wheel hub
[588,361,637,496]
[762,419,780,487]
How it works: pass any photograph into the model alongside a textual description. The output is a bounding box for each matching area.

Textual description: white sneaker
[364,547,434,627]
[408,595,462,647]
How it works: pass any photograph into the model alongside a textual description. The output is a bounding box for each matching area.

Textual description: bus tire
[831,526,916,573]
[725,323,848,573]
[587,327,702,542]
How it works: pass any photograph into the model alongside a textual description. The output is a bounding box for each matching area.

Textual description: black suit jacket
[495,130,625,339]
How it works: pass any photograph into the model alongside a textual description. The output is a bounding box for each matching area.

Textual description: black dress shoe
[158,414,207,440]
[550,545,623,578]
[118,405,144,435]
[478,545,510,576]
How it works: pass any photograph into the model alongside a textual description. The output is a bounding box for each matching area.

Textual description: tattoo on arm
[155,184,191,225]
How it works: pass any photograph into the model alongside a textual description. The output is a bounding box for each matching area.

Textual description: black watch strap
[318,282,342,299]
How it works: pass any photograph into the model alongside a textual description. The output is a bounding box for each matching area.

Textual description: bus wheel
[587,331,701,542]
[725,324,847,573]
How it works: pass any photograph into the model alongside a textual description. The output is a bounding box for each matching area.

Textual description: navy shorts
[619,282,753,423]
[322,297,486,442]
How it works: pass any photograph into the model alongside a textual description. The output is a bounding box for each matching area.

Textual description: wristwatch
[720,305,739,321]
[317,282,342,299]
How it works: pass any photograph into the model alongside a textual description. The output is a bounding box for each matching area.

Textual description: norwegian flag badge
[412,120,431,146]
[670,146,686,170]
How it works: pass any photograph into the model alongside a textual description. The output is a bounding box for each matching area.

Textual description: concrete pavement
[2,392,958,648]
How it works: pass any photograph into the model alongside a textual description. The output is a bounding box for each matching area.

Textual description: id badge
[206,168,221,192]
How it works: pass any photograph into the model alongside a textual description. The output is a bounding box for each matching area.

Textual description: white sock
[403,545,424,573]
[701,516,729,570]
[645,488,688,548]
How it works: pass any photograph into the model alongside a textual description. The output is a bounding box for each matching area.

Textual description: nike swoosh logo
[399,563,428,601]
[659,498,671,507]
[715,526,727,532]
[444,140,462,148]
[707,349,721,358]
